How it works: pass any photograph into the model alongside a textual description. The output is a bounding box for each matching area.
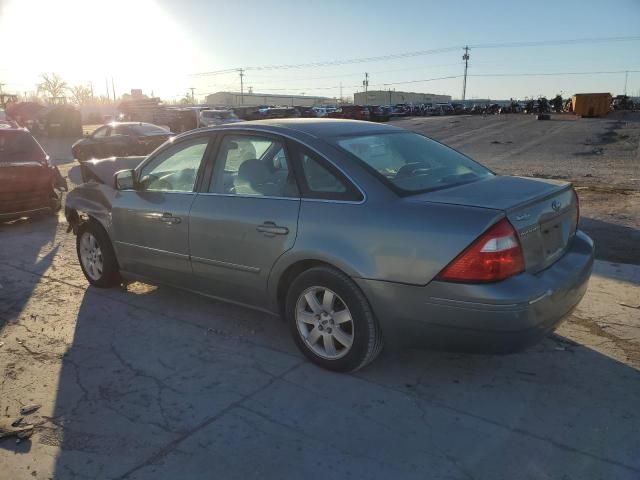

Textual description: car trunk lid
[407,176,578,272]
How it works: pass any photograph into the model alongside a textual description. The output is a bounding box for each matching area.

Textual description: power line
[468,70,640,77]
[190,35,640,76]
[201,69,638,96]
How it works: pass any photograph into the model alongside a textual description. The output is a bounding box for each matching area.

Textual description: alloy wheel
[79,232,104,281]
[295,286,354,360]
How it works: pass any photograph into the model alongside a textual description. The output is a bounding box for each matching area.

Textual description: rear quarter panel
[268,197,503,299]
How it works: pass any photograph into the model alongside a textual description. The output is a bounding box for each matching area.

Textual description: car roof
[212,118,402,138]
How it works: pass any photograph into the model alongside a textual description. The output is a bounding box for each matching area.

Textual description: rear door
[188,132,300,307]
[111,133,212,286]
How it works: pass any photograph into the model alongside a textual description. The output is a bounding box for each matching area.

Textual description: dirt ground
[393,112,640,265]
[0,115,639,479]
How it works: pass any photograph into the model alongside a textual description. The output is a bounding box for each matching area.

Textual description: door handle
[256,221,289,236]
[160,212,181,225]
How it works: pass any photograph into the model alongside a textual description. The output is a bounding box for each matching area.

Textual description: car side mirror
[114,169,137,190]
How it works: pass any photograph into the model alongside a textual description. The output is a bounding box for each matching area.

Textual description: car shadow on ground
[580,216,640,265]
[0,214,59,330]
[41,282,640,479]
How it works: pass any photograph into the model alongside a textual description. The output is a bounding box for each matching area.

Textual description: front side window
[138,136,209,192]
[127,124,168,135]
[334,132,492,195]
[92,126,110,138]
[210,135,298,198]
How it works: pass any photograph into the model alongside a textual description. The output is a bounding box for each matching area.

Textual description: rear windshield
[126,124,168,135]
[0,131,47,163]
[334,132,492,194]
[202,111,236,119]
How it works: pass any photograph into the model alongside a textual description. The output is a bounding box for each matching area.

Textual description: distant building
[205,91,332,107]
[354,90,451,105]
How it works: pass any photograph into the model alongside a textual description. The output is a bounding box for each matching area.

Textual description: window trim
[288,140,364,203]
[203,131,300,199]
[135,133,214,194]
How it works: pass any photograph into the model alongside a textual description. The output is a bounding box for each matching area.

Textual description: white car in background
[199,109,243,127]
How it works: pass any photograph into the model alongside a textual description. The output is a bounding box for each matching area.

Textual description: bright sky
[1,0,639,102]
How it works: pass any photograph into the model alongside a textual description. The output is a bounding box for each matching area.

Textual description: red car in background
[0,123,67,221]
[327,105,371,121]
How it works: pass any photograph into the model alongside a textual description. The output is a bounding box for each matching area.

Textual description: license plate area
[540,218,565,260]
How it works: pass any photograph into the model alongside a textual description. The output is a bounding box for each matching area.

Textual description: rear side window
[0,131,47,162]
[291,145,362,201]
[209,135,298,198]
[334,132,492,195]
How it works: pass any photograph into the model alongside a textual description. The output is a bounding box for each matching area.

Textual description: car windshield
[126,124,167,135]
[334,132,492,194]
[202,111,236,119]
[0,131,47,163]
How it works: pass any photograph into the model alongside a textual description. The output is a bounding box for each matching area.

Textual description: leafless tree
[37,73,68,100]
[69,85,93,105]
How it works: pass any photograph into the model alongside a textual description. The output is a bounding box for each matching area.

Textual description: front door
[112,134,211,285]
[189,133,300,307]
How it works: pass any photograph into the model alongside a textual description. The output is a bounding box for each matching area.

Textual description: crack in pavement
[351,374,640,475]
[114,360,306,480]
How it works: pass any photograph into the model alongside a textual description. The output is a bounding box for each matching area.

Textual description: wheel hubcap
[295,286,354,360]
[80,232,104,281]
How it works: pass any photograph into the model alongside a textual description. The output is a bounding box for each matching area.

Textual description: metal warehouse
[354,90,452,105]
[205,91,332,107]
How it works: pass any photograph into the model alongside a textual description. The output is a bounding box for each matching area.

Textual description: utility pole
[89,81,94,100]
[111,77,116,103]
[462,46,470,101]
[105,78,110,100]
[339,82,343,104]
[624,70,628,96]
[239,68,245,105]
[189,87,195,104]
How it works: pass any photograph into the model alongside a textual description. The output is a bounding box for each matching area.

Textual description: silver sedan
[66,119,594,372]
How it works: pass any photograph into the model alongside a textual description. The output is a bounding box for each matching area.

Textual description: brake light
[437,218,525,283]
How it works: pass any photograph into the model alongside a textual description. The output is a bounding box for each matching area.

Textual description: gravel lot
[394,112,640,265]
[0,116,639,479]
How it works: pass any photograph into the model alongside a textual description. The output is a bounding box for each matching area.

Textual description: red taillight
[437,218,525,283]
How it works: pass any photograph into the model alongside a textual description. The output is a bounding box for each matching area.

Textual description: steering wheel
[395,162,431,179]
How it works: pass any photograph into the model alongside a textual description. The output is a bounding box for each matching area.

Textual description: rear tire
[285,266,383,372]
[76,219,121,288]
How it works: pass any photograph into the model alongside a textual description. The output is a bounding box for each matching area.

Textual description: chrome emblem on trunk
[514,213,531,221]
[551,200,562,212]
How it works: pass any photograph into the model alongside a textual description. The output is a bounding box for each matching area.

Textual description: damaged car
[65,119,594,372]
[0,124,67,221]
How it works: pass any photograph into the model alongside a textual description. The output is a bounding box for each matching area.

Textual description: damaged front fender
[65,156,144,235]
[65,183,117,234]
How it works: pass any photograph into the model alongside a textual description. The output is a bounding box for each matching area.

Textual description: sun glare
[0,0,200,97]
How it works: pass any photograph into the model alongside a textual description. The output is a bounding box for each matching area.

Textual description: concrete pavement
[1,213,639,479]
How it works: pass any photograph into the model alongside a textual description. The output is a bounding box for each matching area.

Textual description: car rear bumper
[355,230,594,352]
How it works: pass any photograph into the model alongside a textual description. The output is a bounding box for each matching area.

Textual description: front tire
[76,219,121,288]
[285,266,383,372]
